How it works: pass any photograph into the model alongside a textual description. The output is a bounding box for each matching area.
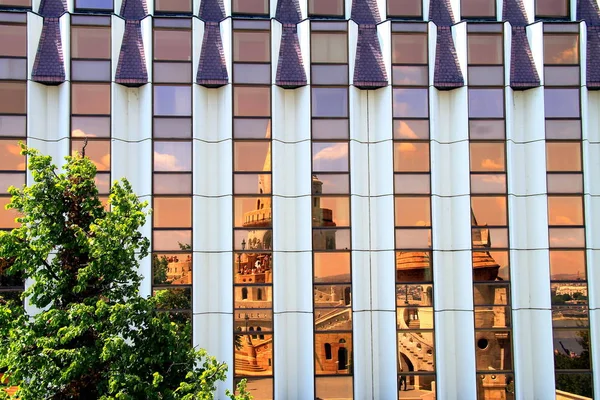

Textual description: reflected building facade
[0,0,599,399]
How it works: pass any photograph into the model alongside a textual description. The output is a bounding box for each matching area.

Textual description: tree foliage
[0,146,249,400]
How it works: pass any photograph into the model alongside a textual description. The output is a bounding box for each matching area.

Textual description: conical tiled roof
[115,21,148,87]
[120,0,148,20]
[510,27,540,89]
[433,27,464,89]
[502,0,528,26]
[32,19,65,84]
[276,25,307,88]
[275,0,301,24]
[197,22,229,87]
[38,0,66,18]
[199,0,226,22]
[429,0,454,26]
[351,0,380,24]
[353,26,387,89]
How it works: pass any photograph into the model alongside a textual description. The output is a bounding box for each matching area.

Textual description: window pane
[234,31,270,62]
[471,196,507,226]
[314,174,349,194]
[0,116,26,137]
[393,88,429,118]
[312,119,349,139]
[309,0,344,16]
[153,253,192,285]
[553,330,591,369]
[316,377,353,399]
[234,141,271,172]
[546,142,581,171]
[314,196,350,226]
[544,66,580,86]
[0,0,30,7]
[313,228,351,250]
[153,141,192,172]
[544,88,580,118]
[233,64,271,84]
[0,140,25,170]
[550,250,586,281]
[234,118,271,139]
[154,173,192,194]
[395,197,430,227]
[549,228,585,247]
[234,173,272,194]
[547,173,583,193]
[312,142,348,172]
[311,33,348,63]
[75,0,113,9]
[154,30,192,61]
[153,118,192,138]
[312,88,348,118]
[395,251,432,282]
[71,60,111,81]
[394,142,430,172]
[470,174,506,193]
[548,196,583,226]
[155,0,191,12]
[468,66,504,86]
[72,83,110,114]
[473,227,508,248]
[0,196,19,228]
[470,142,505,172]
[153,86,192,116]
[232,0,268,14]
[234,197,272,228]
[393,120,429,140]
[545,120,581,139]
[0,82,26,114]
[152,230,192,251]
[470,120,505,140]
[71,139,110,171]
[475,331,512,371]
[0,172,24,192]
[312,65,349,85]
[392,66,428,86]
[314,252,351,283]
[314,333,352,375]
[537,0,569,17]
[392,34,427,64]
[234,229,273,250]
[154,62,192,83]
[0,24,26,57]
[468,35,503,64]
[395,228,431,248]
[387,0,421,16]
[72,27,110,59]
[462,0,495,17]
[469,89,504,118]
[395,174,430,194]
[0,58,26,79]
[72,116,110,137]
[153,197,192,228]
[234,87,271,117]
[544,34,579,64]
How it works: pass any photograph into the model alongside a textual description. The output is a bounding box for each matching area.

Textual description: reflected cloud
[154,151,187,171]
[481,158,503,170]
[313,143,348,161]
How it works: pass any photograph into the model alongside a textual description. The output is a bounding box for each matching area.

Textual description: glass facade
[0,1,597,399]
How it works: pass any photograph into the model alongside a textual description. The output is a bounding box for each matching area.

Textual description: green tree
[0,146,250,400]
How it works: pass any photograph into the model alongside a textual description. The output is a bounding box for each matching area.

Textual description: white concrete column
[507,84,555,399]
[192,85,234,398]
[272,86,314,400]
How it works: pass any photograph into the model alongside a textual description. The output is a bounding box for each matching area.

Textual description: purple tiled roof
[433,27,464,89]
[38,0,66,18]
[577,0,600,26]
[32,19,65,84]
[587,26,600,88]
[199,0,226,22]
[115,21,148,87]
[120,0,148,20]
[353,26,387,89]
[351,0,380,24]
[275,0,301,24]
[429,0,454,26]
[510,27,540,89]
[276,25,307,88]
[502,0,528,26]
[197,22,229,87]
